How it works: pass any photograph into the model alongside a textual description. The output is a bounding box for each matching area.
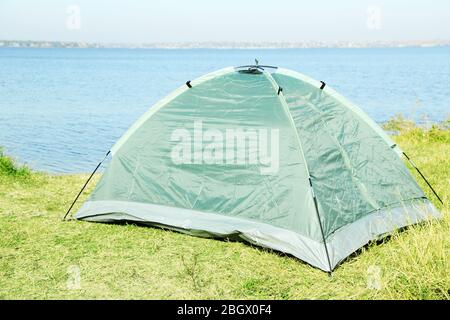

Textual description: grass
[0,148,30,178]
[0,117,448,299]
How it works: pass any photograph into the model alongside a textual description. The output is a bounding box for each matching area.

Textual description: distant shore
[1,40,450,49]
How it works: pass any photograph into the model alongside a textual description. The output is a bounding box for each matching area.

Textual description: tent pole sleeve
[265,71,333,273]
[63,151,111,221]
[310,178,333,274]
[403,152,443,205]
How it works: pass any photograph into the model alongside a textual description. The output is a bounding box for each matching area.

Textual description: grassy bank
[0,120,448,300]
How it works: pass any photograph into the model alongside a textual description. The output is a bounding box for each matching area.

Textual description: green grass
[0,118,448,299]
[0,148,30,178]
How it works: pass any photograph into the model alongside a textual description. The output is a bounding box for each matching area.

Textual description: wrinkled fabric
[87,70,320,240]
[271,70,425,238]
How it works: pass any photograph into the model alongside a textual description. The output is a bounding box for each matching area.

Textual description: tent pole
[62,151,111,221]
[270,75,333,274]
[403,152,443,205]
[309,178,333,275]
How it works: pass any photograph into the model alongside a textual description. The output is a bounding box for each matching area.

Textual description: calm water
[0,47,449,173]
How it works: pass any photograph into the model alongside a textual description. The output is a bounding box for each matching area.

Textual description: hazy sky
[1,0,449,43]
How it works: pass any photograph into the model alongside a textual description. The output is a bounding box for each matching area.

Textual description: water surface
[0,47,449,172]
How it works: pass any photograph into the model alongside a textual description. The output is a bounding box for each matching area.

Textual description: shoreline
[2,40,450,50]
[2,117,448,176]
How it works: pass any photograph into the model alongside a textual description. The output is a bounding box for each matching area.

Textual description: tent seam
[276,68,400,156]
[264,71,333,272]
[78,198,321,242]
[326,196,430,240]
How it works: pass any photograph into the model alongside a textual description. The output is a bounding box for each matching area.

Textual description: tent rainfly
[67,64,442,272]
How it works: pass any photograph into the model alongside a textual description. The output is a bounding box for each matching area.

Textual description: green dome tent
[69,64,442,272]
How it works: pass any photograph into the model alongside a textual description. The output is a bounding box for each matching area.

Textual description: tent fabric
[75,66,441,271]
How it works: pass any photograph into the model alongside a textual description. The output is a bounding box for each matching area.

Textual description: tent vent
[238,67,263,74]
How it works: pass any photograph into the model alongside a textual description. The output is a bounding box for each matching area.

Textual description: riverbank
[0,120,448,299]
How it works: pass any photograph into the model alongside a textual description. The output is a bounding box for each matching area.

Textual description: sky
[1,0,450,43]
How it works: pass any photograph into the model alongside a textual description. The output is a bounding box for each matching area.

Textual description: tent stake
[403,152,443,205]
[63,151,111,221]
